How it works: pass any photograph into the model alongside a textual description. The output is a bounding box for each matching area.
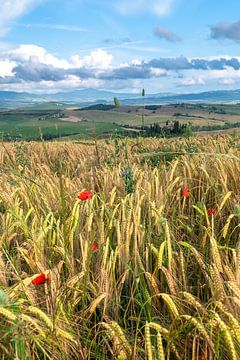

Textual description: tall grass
[0,135,240,359]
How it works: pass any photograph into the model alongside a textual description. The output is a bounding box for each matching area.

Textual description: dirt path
[60,116,81,123]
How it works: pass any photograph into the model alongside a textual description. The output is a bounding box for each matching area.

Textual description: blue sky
[0,0,240,93]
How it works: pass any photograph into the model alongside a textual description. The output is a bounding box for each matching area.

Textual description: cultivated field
[2,102,240,141]
[1,135,240,359]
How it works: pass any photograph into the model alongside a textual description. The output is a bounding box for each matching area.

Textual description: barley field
[1,135,240,359]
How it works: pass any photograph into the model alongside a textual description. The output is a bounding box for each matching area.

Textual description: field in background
[1,135,240,359]
[1,102,240,140]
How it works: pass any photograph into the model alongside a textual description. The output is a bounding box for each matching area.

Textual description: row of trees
[146,120,192,137]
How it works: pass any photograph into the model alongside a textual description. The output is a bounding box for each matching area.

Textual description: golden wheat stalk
[161,293,179,318]
[214,313,237,360]
[145,322,153,360]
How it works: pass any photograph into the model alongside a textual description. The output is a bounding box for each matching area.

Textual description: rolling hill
[1,88,240,108]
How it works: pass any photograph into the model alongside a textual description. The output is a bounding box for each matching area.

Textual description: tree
[114,97,120,109]
[173,120,180,134]
[141,88,145,130]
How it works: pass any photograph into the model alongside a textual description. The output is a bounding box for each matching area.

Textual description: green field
[1,102,240,140]
[0,108,123,140]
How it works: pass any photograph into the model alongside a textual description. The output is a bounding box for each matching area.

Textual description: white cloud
[180,78,196,86]
[206,67,240,80]
[150,67,167,76]
[1,43,240,93]
[7,45,113,71]
[197,77,205,85]
[204,68,240,86]
[179,67,240,88]
[0,44,117,92]
[0,76,103,94]
[0,60,16,77]
[9,44,70,69]
[116,0,175,16]
[0,0,42,36]
[180,76,205,86]
[219,78,235,85]
[131,59,142,65]
[71,49,113,69]
[55,76,102,90]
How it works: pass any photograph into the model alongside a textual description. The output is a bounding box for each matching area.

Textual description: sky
[0,0,240,94]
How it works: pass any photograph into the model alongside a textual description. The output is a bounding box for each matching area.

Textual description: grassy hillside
[0,108,123,140]
[1,102,240,141]
[0,136,240,359]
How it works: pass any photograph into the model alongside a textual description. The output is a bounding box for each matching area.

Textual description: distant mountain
[0,91,44,108]
[119,89,240,105]
[0,88,141,108]
[1,88,240,108]
[145,89,240,103]
[49,88,140,102]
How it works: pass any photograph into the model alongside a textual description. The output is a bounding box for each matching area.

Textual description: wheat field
[0,135,240,359]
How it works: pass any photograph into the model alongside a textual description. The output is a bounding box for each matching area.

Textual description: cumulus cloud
[177,67,240,89]
[1,44,240,92]
[0,77,103,94]
[116,0,175,16]
[211,20,240,42]
[9,44,70,69]
[0,60,16,77]
[71,49,113,69]
[7,45,113,71]
[0,44,166,84]
[0,0,42,36]
[11,61,66,83]
[179,77,205,86]
[154,27,181,42]
[205,68,240,81]
[149,56,240,71]
[149,56,190,70]
[100,64,167,80]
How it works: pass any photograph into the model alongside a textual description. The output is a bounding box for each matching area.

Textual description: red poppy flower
[182,188,190,197]
[77,190,92,201]
[32,273,49,285]
[220,134,225,138]
[92,242,98,251]
[208,208,216,216]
